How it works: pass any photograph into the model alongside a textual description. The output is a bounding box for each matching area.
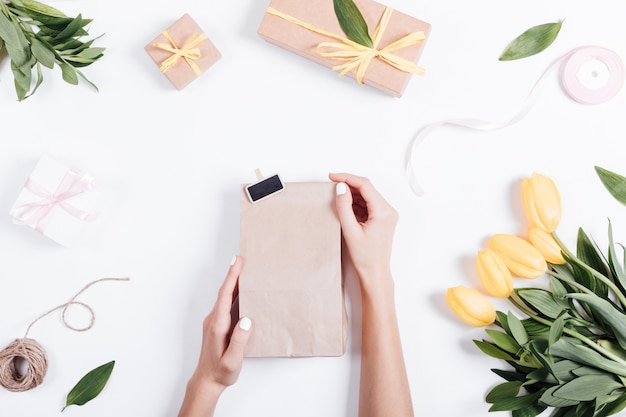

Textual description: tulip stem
[552,232,626,308]
[507,294,626,367]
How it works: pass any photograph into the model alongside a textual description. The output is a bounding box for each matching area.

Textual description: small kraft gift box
[239,176,347,357]
[145,13,222,90]
[258,0,431,97]
[9,154,100,247]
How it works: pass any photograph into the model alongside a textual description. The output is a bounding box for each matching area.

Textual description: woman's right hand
[329,173,398,293]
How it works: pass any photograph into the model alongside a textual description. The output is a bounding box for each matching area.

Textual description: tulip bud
[446,286,496,327]
[487,234,547,279]
[521,173,561,233]
[476,249,514,297]
[528,227,566,264]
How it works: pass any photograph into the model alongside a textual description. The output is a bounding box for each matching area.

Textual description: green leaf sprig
[499,21,563,61]
[333,0,373,48]
[474,167,626,417]
[0,0,104,101]
[62,360,115,411]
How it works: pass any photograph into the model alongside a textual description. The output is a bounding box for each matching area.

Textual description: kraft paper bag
[239,182,347,357]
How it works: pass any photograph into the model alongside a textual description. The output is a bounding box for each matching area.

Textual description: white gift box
[9,155,100,247]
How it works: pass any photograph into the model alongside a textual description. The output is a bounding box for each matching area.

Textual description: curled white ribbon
[406,45,625,197]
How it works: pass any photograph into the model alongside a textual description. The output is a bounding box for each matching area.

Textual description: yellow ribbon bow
[154,31,208,75]
[266,6,426,84]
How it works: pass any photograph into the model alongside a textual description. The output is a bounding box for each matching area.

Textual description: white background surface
[2,0,626,416]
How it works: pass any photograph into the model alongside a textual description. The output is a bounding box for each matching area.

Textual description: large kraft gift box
[239,182,347,357]
[258,0,431,97]
[145,13,222,90]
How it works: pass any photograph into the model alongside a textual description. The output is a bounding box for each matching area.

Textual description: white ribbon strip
[406,45,625,197]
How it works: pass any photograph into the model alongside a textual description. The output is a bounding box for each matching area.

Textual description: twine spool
[0,338,48,392]
[0,277,129,392]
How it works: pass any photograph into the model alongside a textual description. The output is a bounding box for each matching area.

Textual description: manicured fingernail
[239,317,252,331]
[336,182,347,196]
[230,255,237,266]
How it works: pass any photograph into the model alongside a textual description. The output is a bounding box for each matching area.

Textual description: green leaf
[16,0,66,17]
[489,390,543,411]
[486,381,523,403]
[540,386,581,407]
[549,314,566,347]
[62,360,115,411]
[595,392,626,417]
[0,7,22,47]
[333,0,373,48]
[596,166,626,206]
[53,14,83,41]
[607,221,626,297]
[492,368,528,383]
[29,36,55,68]
[486,329,522,354]
[511,403,548,417]
[474,340,516,361]
[517,288,565,319]
[499,21,563,61]
[553,374,623,401]
[567,293,626,350]
[551,339,626,376]
[60,61,78,84]
[508,311,529,345]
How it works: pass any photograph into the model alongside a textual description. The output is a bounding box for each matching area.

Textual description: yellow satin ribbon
[154,31,208,75]
[266,6,426,84]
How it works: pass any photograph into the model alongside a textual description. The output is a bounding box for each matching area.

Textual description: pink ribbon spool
[406,45,625,197]
[560,46,625,105]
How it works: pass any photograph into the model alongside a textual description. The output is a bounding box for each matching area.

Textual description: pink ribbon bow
[13,168,98,233]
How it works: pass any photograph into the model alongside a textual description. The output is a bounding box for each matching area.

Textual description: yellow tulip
[446,286,496,327]
[528,227,566,264]
[487,234,547,279]
[521,173,561,233]
[476,249,514,297]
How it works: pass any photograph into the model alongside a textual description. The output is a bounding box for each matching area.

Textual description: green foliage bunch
[476,168,626,417]
[0,0,104,101]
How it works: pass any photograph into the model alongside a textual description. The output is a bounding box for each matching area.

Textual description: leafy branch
[0,0,104,101]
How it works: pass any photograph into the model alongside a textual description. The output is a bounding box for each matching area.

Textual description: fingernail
[230,255,237,266]
[239,317,252,331]
[336,182,347,196]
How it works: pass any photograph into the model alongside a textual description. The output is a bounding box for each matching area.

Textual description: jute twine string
[0,277,130,392]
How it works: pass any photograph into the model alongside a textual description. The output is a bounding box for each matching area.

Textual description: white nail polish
[230,255,237,266]
[336,182,347,195]
[239,317,252,331]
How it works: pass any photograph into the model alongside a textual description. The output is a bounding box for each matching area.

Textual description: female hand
[178,256,252,417]
[329,173,398,292]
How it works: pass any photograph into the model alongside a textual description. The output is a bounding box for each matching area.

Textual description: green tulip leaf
[333,0,373,48]
[62,360,115,411]
[499,21,563,61]
[596,166,626,207]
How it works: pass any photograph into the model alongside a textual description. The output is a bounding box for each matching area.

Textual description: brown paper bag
[239,182,347,357]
